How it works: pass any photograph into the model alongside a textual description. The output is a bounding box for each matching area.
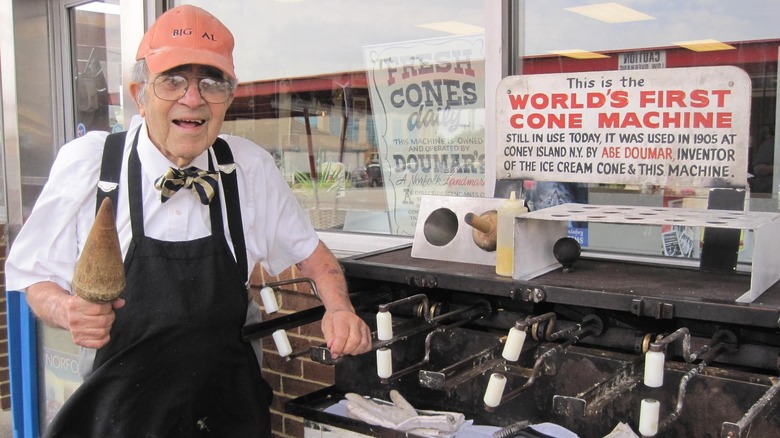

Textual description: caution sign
[497,66,751,188]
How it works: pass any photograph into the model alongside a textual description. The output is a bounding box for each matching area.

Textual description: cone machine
[249,195,780,437]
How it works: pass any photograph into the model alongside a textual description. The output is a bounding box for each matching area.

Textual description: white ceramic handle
[376,311,393,341]
[502,327,527,362]
[639,398,660,436]
[272,329,292,357]
[376,347,393,378]
[644,350,665,388]
[260,286,279,314]
[483,373,507,408]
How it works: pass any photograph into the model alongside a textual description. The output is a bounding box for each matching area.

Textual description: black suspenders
[97,132,249,283]
[212,137,248,282]
[97,131,126,214]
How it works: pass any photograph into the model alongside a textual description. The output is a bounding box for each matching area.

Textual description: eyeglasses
[149,75,234,104]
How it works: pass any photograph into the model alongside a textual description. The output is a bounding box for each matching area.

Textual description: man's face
[131,64,233,168]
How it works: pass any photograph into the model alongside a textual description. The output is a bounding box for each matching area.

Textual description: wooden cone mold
[72,198,125,302]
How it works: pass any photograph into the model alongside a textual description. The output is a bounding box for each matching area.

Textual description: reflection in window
[71,1,122,136]
[178,0,487,235]
[516,0,780,263]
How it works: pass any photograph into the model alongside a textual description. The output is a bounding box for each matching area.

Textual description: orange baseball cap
[136,5,236,79]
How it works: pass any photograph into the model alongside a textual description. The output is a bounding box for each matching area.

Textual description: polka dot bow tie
[154,167,219,204]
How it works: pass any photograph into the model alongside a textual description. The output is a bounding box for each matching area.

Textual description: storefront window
[70,1,122,136]
[175,0,487,235]
[168,1,780,264]
[511,0,780,262]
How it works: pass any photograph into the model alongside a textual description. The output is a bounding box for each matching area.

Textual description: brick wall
[250,263,334,438]
[0,224,9,411]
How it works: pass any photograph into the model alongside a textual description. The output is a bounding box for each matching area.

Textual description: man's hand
[27,281,125,349]
[297,240,373,359]
[321,309,372,359]
[65,295,125,348]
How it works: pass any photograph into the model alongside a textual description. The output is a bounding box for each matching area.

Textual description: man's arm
[26,281,124,349]
[296,240,372,358]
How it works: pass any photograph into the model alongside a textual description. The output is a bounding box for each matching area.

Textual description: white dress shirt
[7,115,319,293]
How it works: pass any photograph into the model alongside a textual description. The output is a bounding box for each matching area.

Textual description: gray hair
[131,60,151,105]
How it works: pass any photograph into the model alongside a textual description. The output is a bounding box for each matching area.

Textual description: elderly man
[6,5,371,437]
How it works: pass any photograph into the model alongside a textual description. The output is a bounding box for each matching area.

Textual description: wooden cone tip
[72,197,125,302]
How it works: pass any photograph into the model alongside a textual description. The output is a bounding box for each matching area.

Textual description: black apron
[44,132,272,438]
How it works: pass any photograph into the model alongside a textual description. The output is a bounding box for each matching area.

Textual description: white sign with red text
[497,66,751,188]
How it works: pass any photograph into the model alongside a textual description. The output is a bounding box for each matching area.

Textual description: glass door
[68,1,123,137]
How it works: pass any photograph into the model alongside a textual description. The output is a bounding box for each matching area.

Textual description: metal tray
[341,245,780,329]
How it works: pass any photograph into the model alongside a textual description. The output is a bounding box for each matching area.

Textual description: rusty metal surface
[346,245,756,300]
[291,247,780,437]
[290,340,780,437]
[342,245,780,328]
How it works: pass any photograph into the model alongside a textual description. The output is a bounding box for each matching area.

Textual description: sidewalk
[1,409,12,437]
